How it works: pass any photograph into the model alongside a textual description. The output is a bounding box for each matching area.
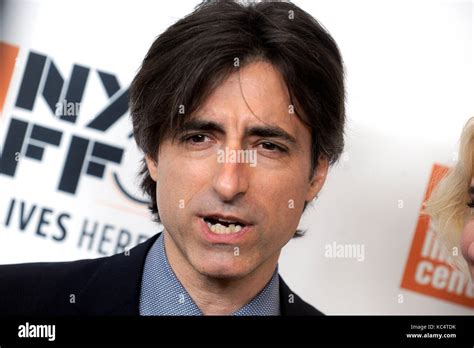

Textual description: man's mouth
[201,214,250,235]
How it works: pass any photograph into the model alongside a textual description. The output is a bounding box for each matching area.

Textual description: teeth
[206,221,243,234]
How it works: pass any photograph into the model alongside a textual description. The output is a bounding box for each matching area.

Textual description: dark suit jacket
[0,233,323,316]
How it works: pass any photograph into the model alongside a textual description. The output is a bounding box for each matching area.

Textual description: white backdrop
[0,0,473,315]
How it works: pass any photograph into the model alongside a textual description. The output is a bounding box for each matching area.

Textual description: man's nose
[212,147,250,202]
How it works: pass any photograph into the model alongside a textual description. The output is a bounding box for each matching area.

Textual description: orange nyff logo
[401,164,474,308]
[0,41,20,115]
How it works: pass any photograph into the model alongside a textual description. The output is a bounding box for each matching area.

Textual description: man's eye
[258,142,286,152]
[183,134,209,144]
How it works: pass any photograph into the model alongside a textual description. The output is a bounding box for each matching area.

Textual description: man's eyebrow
[179,118,298,146]
[244,125,298,146]
[179,119,225,134]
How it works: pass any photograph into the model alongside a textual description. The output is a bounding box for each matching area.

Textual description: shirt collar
[139,232,280,316]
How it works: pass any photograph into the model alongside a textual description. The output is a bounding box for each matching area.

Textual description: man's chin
[194,258,254,281]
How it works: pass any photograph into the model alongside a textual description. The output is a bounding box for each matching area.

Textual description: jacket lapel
[73,233,160,315]
[279,275,324,315]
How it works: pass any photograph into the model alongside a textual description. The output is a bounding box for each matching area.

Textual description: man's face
[146,61,328,279]
[461,178,474,279]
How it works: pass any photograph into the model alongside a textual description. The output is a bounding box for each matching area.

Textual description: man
[0,0,345,315]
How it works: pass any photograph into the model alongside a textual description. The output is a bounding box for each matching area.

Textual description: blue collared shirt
[139,232,280,315]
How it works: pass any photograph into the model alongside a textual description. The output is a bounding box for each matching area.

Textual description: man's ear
[144,154,158,181]
[305,155,329,203]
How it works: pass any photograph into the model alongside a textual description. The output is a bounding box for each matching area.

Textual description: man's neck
[163,231,280,315]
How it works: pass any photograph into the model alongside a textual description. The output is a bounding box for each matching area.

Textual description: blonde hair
[424,117,474,276]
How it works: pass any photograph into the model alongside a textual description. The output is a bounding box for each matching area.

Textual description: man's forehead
[181,61,308,141]
[201,62,290,108]
[188,92,301,127]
